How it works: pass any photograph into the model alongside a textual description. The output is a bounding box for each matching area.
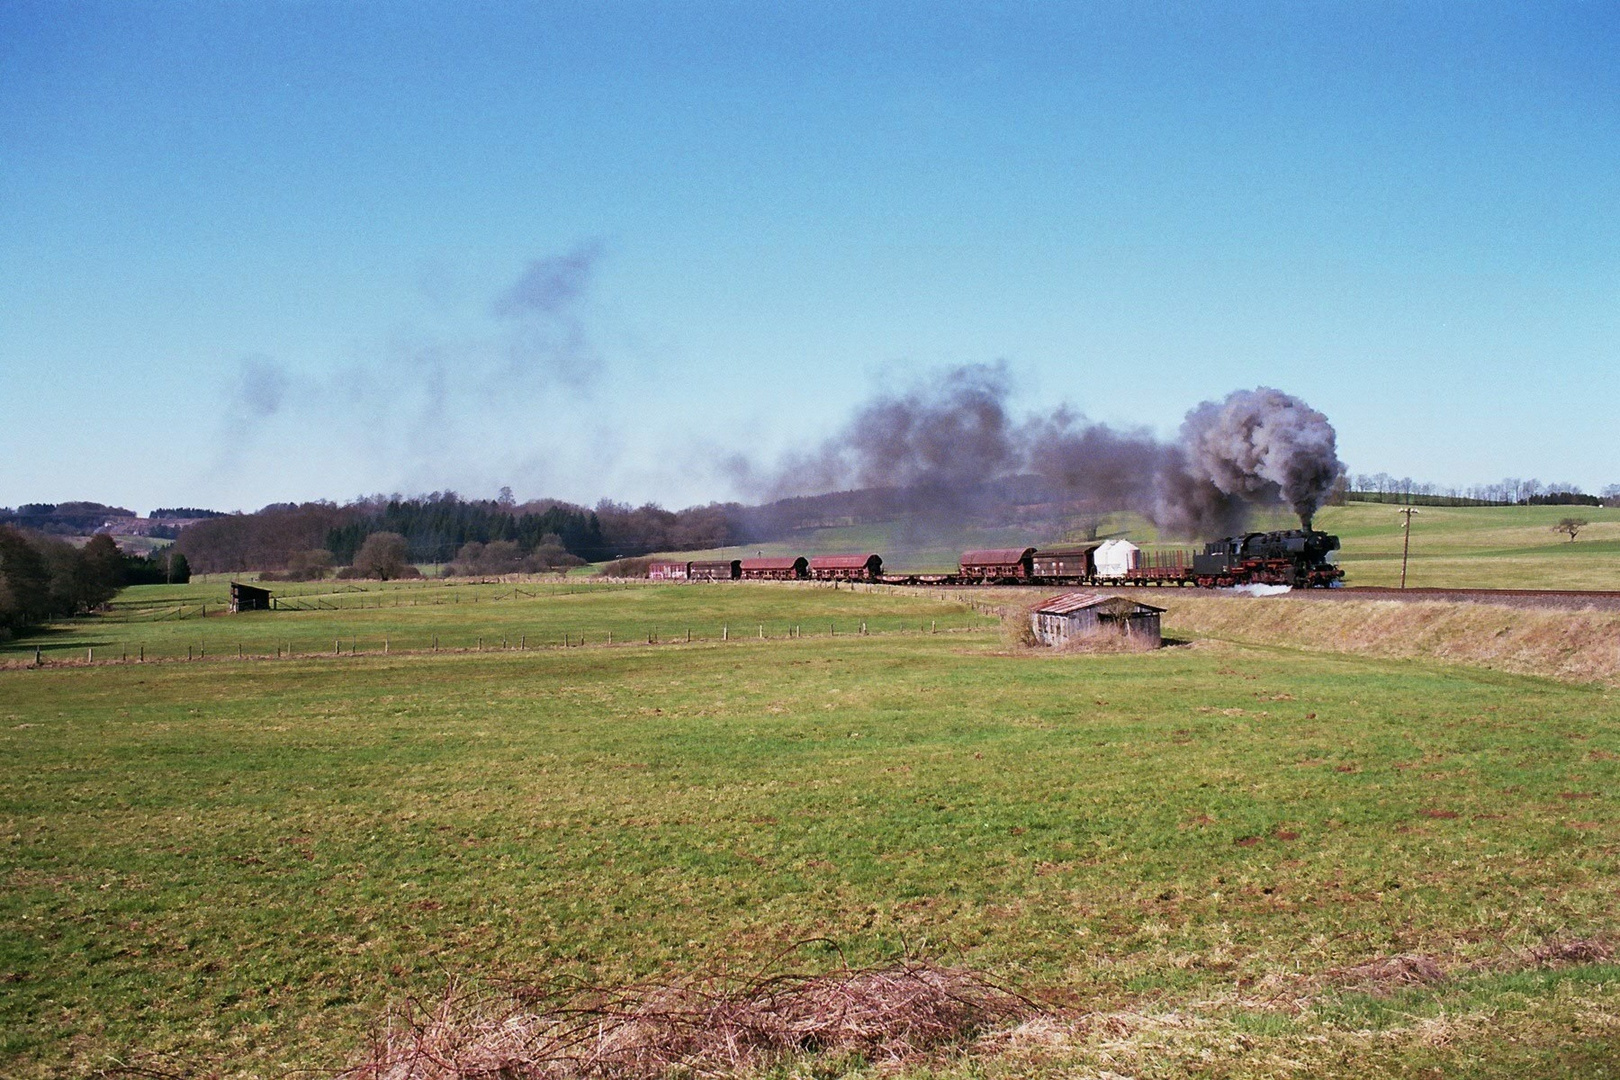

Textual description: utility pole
[1398,507,1419,589]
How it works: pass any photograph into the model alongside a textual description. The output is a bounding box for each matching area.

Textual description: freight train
[647,528,1343,589]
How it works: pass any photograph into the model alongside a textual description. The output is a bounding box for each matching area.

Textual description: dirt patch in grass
[1329,953,1448,995]
[339,959,1032,1080]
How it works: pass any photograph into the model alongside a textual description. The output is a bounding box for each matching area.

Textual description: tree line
[1348,474,1620,507]
[173,492,776,576]
[0,528,190,640]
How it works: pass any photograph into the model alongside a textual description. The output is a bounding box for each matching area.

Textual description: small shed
[809,553,883,580]
[1030,592,1164,647]
[229,582,273,613]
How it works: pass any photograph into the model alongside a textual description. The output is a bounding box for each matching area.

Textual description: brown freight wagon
[808,553,883,581]
[739,556,809,580]
[1031,545,1097,581]
[687,559,741,581]
[959,547,1036,583]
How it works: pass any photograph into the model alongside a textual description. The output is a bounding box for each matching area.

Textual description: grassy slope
[2,618,1618,1077]
[1314,503,1620,589]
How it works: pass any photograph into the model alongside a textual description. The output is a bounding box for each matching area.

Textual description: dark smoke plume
[752,367,1343,540]
[1158,387,1344,531]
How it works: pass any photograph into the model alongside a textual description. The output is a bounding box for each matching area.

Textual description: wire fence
[6,619,998,669]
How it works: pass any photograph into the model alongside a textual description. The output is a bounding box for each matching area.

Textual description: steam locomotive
[649,528,1344,588]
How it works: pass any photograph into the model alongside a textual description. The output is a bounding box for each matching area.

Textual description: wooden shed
[229,582,273,613]
[1030,592,1164,647]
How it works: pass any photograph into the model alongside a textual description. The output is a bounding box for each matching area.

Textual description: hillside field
[650,502,1620,590]
[2,582,1619,1078]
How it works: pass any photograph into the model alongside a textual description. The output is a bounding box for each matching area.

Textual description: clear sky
[3,1,1616,513]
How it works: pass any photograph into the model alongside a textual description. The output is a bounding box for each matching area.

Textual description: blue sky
[2,1,1616,513]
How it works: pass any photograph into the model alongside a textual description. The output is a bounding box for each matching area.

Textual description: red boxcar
[808,553,884,581]
[739,556,809,580]
[958,547,1036,582]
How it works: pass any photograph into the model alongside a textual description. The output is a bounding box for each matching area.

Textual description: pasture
[0,579,997,665]
[2,582,1618,1077]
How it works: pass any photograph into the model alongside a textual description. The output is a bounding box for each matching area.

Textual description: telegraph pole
[1398,507,1419,589]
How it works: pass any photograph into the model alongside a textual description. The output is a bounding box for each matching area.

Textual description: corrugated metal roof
[1035,545,1100,557]
[809,554,880,569]
[960,547,1035,564]
[739,557,806,571]
[1033,591,1166,615]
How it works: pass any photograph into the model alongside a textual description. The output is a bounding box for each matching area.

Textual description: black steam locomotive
[1189,529,1343,588]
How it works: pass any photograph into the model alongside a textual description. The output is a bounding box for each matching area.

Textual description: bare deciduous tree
[1555,517,1589,542]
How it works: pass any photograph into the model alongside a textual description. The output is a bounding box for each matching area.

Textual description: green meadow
[0,580,996,664]
[1313,502,1620,590]
[2,581,1618,1077]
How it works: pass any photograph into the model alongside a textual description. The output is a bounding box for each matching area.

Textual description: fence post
[36,646,42,665]
[87,647,93,663]
[384,636,389,655]
[139,645,144,662]
[521,634,526,650]
[335,639,340,655]
[608,629,613,645]
[189,645,193,661]
[722,624,728,641]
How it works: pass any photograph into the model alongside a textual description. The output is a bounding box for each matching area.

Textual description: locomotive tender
[647,528,1343,589]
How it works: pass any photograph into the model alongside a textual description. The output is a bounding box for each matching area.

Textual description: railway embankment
[1152,592,1620,685]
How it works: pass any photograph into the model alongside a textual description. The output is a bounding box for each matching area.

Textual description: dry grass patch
[340,960,1033,1080]
[1158,595,1620,683]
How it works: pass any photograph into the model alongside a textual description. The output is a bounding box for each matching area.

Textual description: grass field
[0,580,998,664]
[3,580,1618,1077]
[1314,503,1620,590]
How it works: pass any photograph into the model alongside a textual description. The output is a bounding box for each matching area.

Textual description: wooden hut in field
[1030,592,1163,647]
[229,582,273,613]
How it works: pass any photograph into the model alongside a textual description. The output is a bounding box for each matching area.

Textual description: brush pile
[341,959,1032,1080]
